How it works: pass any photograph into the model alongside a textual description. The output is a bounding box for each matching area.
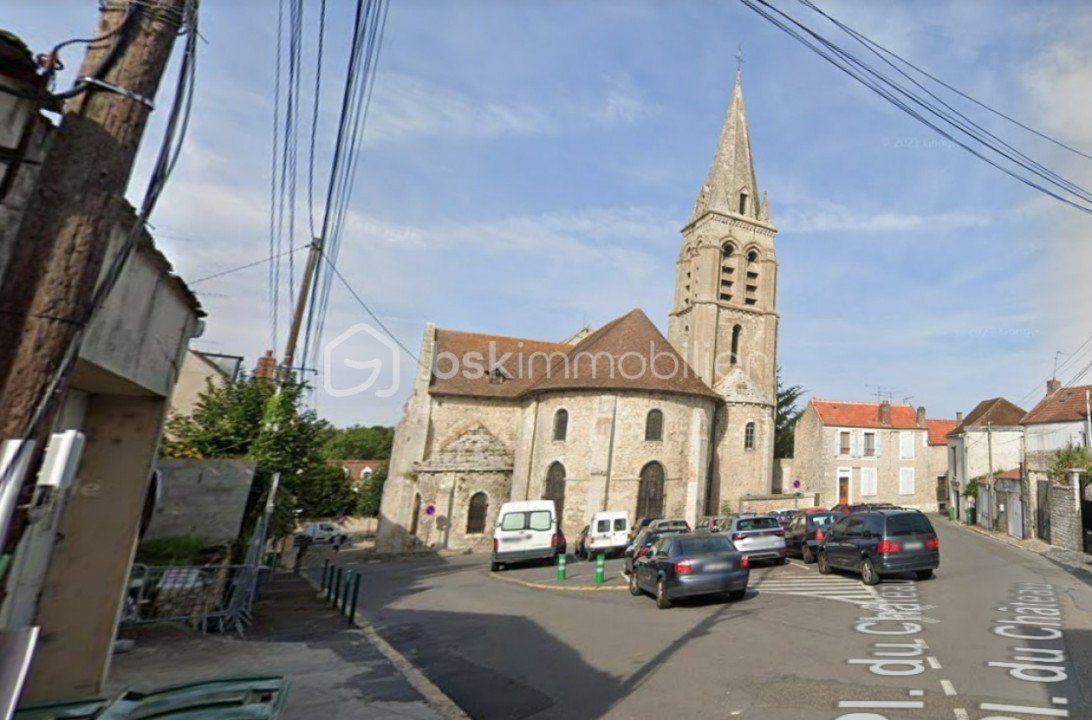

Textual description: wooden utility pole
[0,0,187,440]
[280,239,322,382]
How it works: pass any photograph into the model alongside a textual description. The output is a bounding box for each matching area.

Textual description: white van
[584,510,629,559]
[491,500,560,571]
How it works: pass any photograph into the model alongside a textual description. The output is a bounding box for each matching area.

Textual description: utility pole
[986,419,994,530]
[0,0,188,441]
[280,239,322,382]
[1085,389,1091,449]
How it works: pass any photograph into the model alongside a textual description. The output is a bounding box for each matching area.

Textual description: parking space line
[940,679,957,696]
[926,656,942,670]
[953,709,969,720]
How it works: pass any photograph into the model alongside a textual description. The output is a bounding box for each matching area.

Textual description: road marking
[837,700,924,709]
[979,703,1068,717]
[926,655,942,670]
[953,709,969,720]
[940,679,957,696]
[909,689,924,697]
[749,572,882,606]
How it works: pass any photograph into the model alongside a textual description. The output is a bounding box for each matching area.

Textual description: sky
[6,0,1092,427]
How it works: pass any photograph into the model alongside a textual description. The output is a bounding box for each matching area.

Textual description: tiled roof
[811,400,922,430]
[428,309,718,401]
[947,397,1027,437]
[523,309,718,399]
[1021,385,1092,425]
[994,467,1022,480]
[926,419,959,445]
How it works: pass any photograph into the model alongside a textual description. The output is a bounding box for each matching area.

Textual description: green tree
[356,463,388,517]
[320,424,395,460]
[774,368,806,459]
[164,376,354,534]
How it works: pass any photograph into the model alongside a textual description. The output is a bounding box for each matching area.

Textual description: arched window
[543,462,567,527]
[637,462,666,519]
[744,422,756,450]
[719,242,735,302]
[745,249,759,306]
[645,409,664,441]
[410,493,422,536]
[553,409,568,441]
[730,324,742,366]
[466,492,488,534]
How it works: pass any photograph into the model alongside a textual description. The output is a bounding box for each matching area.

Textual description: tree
[356,463,388,517]
[774,368,806,459]
[320,424,395,460]
[164,375,354,532]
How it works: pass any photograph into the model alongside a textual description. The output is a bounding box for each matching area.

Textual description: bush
[135,536,223,566]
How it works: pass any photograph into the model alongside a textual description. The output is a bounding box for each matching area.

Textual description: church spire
[689,68,764,225]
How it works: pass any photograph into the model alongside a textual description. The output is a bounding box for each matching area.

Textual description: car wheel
[727,589,746,601]
[861,558,880,586]
[656,579,672,609]
[801,544,815,564]
[817,552,832,574]
[776,557,788,566]
[915,569,934,581]
[490,562,502,572]
[629,572,642,596]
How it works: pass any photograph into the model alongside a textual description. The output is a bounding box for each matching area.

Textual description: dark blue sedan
[629,533,749,609]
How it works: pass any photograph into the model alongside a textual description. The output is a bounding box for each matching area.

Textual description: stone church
[376,70,780,552]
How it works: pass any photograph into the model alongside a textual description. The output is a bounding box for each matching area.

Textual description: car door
[786,515,804,552]
[859,513,883,561]
[824,516,852,567]
[838,517,866,568]
[635,538,660,590]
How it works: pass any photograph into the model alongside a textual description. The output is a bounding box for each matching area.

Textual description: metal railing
[319,560,362,625]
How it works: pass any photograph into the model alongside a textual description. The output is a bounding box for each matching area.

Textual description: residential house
[1021,380,1092,553]
[926,419,959,511]
[945,397,1026,524]
[168,349,243,418]
[791,400,949,511]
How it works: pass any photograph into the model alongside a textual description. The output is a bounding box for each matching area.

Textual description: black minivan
[817,510,939,585]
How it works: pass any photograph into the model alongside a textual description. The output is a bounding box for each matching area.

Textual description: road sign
[425,503,436,516]
[793,479,801,489]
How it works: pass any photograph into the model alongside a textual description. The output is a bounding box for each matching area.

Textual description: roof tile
[1021,385,1092,425]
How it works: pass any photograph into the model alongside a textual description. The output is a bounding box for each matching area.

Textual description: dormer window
[488,366,510,384]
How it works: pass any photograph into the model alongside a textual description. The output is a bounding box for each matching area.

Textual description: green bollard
[594,553,605,584]
[556,553,567,581]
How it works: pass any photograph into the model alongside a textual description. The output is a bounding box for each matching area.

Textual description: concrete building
[1021,381,1092,553]
[143,459,257,545]
[790,399,952,511]
[168,350,243,419]
[1,35,203,702]
[377,70,780,552]
[944,397,1025,524]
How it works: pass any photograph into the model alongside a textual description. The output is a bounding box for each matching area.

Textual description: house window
[466,492,489,534]
[860,468,878,496]
[730,324,742,366]
[636,462,665,518]
[744,422,756,450]
[839,431,851,456]
[553,409,568,441]
[899,431,915,460]
[863,432,876,457]
[645,409,664,441]
[899,468,915,496]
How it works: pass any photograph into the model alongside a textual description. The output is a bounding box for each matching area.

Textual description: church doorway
[637,462,665,518]
[544,462,567,528]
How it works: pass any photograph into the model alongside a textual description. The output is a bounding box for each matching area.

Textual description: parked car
[697,515,732,532]
[629,533,749,609]
[297,521,343,543]
[817,510,940,585]
[584,511,630,558]
[574,525,590,558]
[629,516,657,542]
[491,500,561,571]
[623,528,687,574]
[784,511,838,563]
[771,509,796,528]
[725,514,787,564]
[830,502,897,515]
[649,518,691,534]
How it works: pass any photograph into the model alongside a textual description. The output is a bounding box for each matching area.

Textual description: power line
[188,244,308,285]
[307,0,326,239]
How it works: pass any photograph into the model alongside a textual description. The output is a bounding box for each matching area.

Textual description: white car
[492,500,560,571]
[727,514,788,564]
[584,511,629,559]
[298,522,342,543]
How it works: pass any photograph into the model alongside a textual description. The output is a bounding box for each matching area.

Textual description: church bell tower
[668,68,779,508]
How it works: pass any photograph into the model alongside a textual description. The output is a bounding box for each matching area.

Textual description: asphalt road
[333,519,1092,720]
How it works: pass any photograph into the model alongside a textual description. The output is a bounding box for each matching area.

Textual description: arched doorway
[410,493,422,536]
[637,462,665,519]
[543,461,567,527]
[466,492,489,534]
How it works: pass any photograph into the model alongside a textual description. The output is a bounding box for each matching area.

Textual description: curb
[945,518,1092,576]
[487,569,629,593]
[299,570,470,720]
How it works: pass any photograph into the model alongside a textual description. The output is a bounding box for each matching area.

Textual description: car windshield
[807,514,837,527]
[737,517,779,531]
[886,513,934,536]
[676,536,736,555]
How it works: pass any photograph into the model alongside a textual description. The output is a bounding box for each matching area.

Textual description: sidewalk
[942,515,1092,582]
[109,572,443,720]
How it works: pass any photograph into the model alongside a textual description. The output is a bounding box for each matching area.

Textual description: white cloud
[779,203,991,233]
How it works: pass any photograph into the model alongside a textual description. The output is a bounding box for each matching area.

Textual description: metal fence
[121,562,267,634]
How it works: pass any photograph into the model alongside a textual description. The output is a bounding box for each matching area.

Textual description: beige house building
[167,350,243,418]
[944,397,1025,518]
[377,70,780,552]
[790,400,953,511]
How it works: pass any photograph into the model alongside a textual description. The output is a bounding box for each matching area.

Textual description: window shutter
[834,429,842,457]
[852,430,862,458]
[874,432,882,458]
[899,468,915,495]
[860,468,877,496]
[899,431,914,460]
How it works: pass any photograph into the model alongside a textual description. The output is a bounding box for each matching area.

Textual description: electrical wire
[188,244,309,285]
[307,0,327,240]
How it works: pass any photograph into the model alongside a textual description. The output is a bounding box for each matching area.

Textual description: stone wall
[1048,471,1084,552]
[144,459,256,544]
[738,493,821,514]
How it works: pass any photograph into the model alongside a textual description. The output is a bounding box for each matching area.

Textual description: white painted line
[940,680,957,696]
[979,703,1068,717]
[1054,698,1068,705]
[926,655,942,670]
[953,709,969,720]
[838,700,924,709]
[909,689,924,697]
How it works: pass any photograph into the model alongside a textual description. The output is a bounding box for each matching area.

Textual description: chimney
[254,349,277,381]
[878,400,891,425]
[956,411,964,423]
[1047,378,1062,394]
[916,406,926,425]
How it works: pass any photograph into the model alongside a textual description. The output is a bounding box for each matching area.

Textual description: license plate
[704,562,729,571]
[903,541,923,550]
